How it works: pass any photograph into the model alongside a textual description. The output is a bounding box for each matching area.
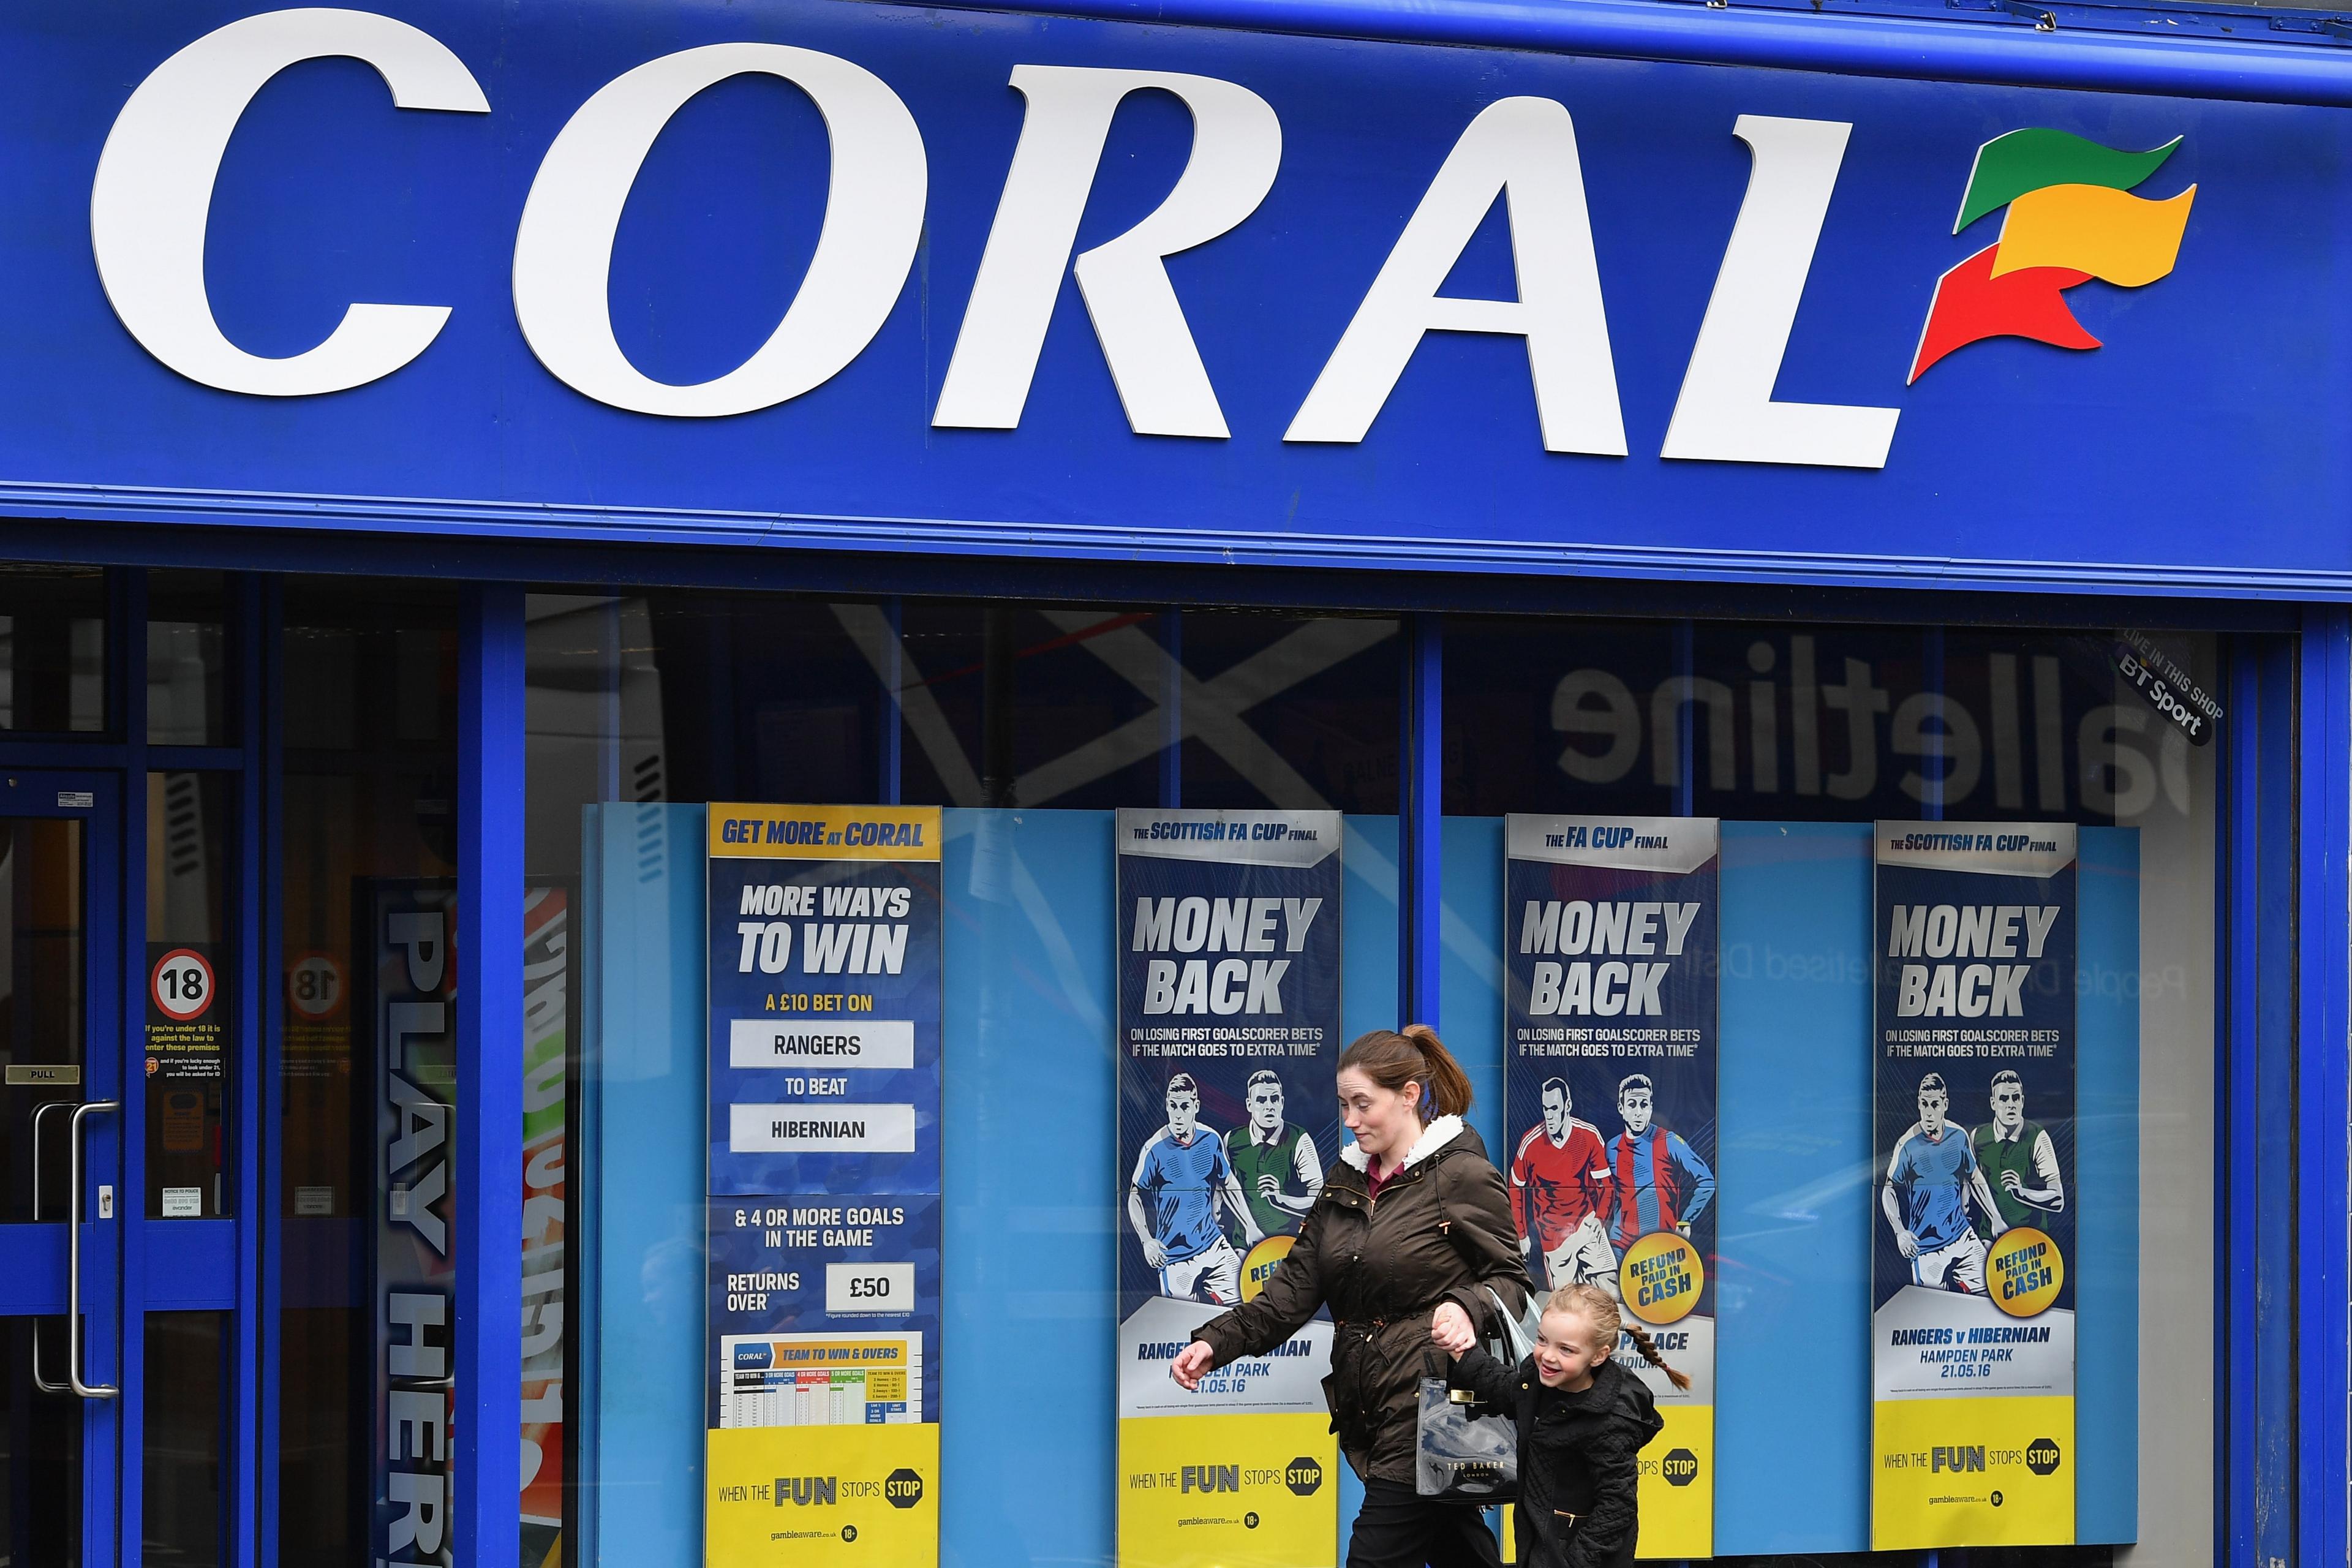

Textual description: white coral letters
[1284,96,1624,456]
[934,66,1281,437]
[1661,115,1900,469]
[90,9,489,396]
[89,15,1894,467]
[511,43,927,417]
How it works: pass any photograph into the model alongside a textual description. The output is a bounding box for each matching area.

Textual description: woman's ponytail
[1340,1025,1476,1121]
[1400,1024,1473,1119]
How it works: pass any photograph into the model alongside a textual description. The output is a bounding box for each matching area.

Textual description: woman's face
[1338,1067,1423,1164]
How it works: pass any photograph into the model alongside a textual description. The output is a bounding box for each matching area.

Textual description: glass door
[0,772,120,1568]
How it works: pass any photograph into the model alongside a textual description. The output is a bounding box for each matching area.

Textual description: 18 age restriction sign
[151,948,215,1022]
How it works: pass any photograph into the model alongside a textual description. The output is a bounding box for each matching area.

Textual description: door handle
[28,1099,72,1395]
[68,1099,118,1400]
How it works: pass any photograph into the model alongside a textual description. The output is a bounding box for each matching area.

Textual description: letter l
[1661,115,1899,469]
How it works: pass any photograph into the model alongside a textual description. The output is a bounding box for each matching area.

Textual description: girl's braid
[1548,1282,1694,1392]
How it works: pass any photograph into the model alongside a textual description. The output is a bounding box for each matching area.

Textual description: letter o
[511,43,926,417]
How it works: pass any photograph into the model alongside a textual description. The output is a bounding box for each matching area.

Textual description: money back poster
[1872,823,2077,1549]
[1115,809,1342,1568]
[704,806,944,1568]
[1503,816,1718,1559]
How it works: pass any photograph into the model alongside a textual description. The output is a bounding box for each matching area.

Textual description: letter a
[1660,116,1899,469]
[1285,97,1624,454]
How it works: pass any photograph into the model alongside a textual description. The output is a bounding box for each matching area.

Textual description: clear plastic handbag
[1415,1287,1539,1503]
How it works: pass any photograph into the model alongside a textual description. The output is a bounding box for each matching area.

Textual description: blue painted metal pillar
[1400,614,1441,1027]
[228,573,266,1568]
[880,597,903,806]
[456,585,526,1568]
[2297,609,2351,1568]
[112,567,148,1568]
[2223,634,2299,1568]
[253,573,285,1568]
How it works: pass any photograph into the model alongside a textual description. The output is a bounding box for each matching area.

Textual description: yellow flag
[1990,182,2195,287]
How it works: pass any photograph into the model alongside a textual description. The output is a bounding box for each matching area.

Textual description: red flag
[1909,243,2097,384]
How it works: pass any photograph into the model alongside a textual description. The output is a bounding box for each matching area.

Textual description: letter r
[935,66,1282,437]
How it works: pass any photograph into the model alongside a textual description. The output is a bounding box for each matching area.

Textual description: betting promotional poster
[1503,816,1719,1559]
[1115,809,1343,1568]
[704,806,944,1568]
[1871,823,2077,1549]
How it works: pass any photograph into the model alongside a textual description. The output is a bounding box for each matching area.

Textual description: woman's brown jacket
[1190,1115,1530,1484]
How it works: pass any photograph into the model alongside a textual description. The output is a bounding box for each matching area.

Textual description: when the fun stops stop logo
[1909,128,2195,383]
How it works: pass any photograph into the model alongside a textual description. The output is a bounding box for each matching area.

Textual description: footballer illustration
[1510,1076,1619,1296]
[1882,1071,2008,1292]
[1971,1069,2065,1236]
[1128,1072,1264,1304]
[1224,1069,1325,1242]
[1605,1074,1716,1248]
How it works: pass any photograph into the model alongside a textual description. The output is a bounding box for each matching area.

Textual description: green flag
[1954,128,2181,233]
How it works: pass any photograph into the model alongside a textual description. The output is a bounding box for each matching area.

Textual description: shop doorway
[0,774,123,1567]
[0,762,241,1568]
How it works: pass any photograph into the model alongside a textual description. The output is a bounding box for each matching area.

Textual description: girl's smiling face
[1532,1306,1611,1390]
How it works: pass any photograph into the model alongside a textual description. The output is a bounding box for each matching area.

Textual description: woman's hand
[1430,1300,1478,1358]
[1169,1341,1216,1390]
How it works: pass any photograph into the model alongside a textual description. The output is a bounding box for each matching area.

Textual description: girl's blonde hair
[1545,1283,1693,1392]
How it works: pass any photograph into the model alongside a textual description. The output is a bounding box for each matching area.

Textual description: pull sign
[3,1064,80,1085]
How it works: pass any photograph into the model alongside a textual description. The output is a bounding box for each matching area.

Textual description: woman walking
[1167,1025,1529,1568]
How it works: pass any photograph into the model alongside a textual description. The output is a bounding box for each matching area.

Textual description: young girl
[1437,1283,1687,1568]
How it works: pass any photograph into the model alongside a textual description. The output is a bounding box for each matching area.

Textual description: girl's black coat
[1191,1116,1529,1484]
[1446,1349,1664,1568]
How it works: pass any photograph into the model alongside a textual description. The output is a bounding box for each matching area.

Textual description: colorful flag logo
[1908,128,2194,383]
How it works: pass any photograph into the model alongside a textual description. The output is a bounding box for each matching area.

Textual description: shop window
[1442,614,2216,1564]
[143,1311,227,1568]
[146,771,230,1219]
[0,564,105,734]
[524,595,2216,1568]
[523,589,1404,1568]
[0,815,84,1224]
[880,603,1398,811]
[1447,617,2194,828]
[0,1317,82,1564]
[276,579,457,1568]
[148,568,230,747]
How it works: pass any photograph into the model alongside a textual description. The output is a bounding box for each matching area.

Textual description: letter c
[90,8,489,396]
[513,43,926,417]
